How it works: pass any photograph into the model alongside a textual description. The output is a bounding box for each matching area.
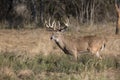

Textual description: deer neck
[55,38,65,49]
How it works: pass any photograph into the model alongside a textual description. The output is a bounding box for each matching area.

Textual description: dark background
[0,0,117,29]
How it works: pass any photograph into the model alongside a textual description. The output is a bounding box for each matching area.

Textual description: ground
[0,23,120,80]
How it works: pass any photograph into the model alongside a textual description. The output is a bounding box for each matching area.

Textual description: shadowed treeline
[0,0,116,29]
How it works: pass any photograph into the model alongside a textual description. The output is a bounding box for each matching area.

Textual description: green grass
[0,52,119,80]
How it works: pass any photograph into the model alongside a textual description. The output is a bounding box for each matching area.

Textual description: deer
[45,18,106,60]
[115,1,120,34]
[50,31,106,60]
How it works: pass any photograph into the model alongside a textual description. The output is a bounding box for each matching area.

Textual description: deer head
[45,17,69,31]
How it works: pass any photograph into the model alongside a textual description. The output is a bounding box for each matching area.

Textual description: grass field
[0,52,119,80]
[0,23,120,80]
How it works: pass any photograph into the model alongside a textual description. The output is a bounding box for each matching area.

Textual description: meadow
[0,52,119,80]
[0,23,120,80]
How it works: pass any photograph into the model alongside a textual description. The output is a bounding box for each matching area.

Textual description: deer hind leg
[96,51,102,59]
[92,50,102,59]
[94,44,105,59]
[89,46,102,59]
[89,41,106,59]
[100,43,105,51]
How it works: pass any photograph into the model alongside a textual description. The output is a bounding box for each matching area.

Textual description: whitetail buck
[115,1,120,34]
[50,31,106,60]
[45,18,106,60]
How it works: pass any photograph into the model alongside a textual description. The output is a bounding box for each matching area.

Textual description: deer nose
[50,36,53,40]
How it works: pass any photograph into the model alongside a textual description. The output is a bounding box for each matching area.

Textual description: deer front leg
[72,48,78,61]
[96,51,102,59]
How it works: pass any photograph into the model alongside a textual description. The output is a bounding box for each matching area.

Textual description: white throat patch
[56,38,59,42]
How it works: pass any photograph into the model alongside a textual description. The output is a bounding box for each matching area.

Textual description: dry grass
[0,23,120,57]
[0,23,120,80]
[34,69,120,80]
[17,69,34,79]
[0,29,62,57]
[0,52,119,80]
[0,67,16,78]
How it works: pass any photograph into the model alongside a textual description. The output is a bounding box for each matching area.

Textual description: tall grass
[0,52,119,80]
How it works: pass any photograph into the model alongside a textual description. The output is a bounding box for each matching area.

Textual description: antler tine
[52,20,55,29]
[45,18,52,28]
[58,21,60,30]
[64,18,70,27]
[45,17,58,31]
[45,20,49,28]
[48,18,50,27]
[54,20,57,30]
[59,26,67,32]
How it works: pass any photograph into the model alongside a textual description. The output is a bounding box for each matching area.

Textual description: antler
[45,18,56,30]
[45,17,69,32]
[45,17,62,31]
[58,17,70,32]
[64,18,70,27]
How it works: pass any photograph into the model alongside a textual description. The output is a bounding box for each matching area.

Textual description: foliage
[0,0,116,28]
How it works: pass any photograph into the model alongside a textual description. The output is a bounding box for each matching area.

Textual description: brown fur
[115,3,120,34]
[51,32,106,60]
